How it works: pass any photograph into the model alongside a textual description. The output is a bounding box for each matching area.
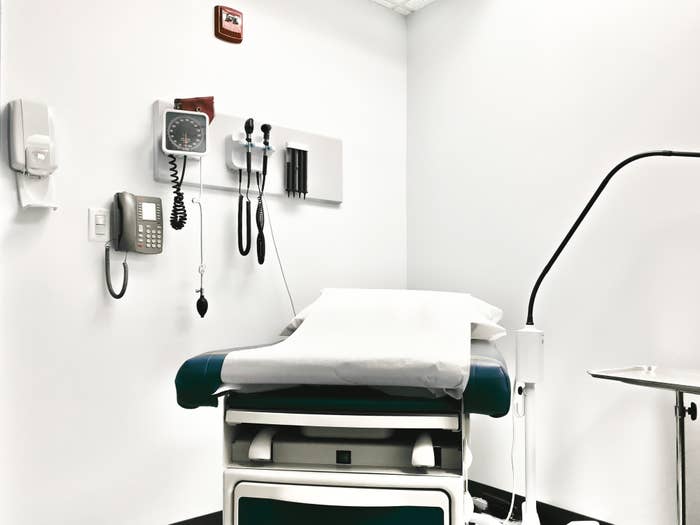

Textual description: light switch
[88,207,110,242]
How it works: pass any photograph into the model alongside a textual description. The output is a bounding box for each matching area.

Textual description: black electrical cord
[238,168,252,256]
[256,171,266,264]
[256,123,271,265]
[238,118,256,257]
[169,154,188,230]
[105,243,128,299]
[264,194,296,316]
[526,150,700,326]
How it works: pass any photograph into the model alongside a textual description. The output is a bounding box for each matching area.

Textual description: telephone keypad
[125,197,163,254]
[141,223,163,252]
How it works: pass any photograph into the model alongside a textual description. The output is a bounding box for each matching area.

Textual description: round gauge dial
[167,116,204,152]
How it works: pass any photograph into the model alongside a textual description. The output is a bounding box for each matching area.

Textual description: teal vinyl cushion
[176,343,511,417]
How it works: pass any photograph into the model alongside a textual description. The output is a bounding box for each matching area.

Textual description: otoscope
[261,124,271,177]
[256,124,272,264]
[238,118,254,256]
[245,118,254,174]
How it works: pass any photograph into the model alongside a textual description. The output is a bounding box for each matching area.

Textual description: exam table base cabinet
[225,469,462,525]
[223,408,468,524]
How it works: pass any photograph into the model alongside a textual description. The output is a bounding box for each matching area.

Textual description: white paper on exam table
[218,289,506,399]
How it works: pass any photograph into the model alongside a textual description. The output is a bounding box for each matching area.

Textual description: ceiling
[370,0,439,16]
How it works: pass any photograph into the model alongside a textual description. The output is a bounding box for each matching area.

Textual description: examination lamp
[516,150,700,525]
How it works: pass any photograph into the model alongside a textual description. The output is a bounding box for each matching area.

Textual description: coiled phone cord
[237,168,252,255]
[169,154,188,230]
[104,242,128,299]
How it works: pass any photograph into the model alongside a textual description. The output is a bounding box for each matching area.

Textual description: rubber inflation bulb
[197,294,209,318]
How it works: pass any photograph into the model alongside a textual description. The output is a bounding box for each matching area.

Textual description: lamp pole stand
[675,390,689,525]
[515,325,545,525]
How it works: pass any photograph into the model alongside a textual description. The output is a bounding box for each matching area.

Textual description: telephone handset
[110,192,163,254]
[105,192,163,299]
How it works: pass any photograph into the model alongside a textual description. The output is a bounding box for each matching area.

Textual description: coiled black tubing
[169,154,187,230]
[256,196,265,264]
[238,195,252,255]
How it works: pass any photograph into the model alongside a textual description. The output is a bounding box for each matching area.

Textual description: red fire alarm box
[215,6,243,44]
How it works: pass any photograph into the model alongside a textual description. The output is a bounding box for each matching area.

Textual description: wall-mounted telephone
[8,99,59,209]
[105,192,163,299]
[111,192,164,254]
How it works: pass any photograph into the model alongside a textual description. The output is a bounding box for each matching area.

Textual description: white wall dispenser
[8,99,59,210]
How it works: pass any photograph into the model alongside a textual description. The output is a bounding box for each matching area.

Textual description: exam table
[176,340,511,525]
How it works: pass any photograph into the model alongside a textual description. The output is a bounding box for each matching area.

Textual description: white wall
[408,0,700,523]
[0,1,407,523]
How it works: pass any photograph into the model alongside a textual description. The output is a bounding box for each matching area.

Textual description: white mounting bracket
[225,133,277,173]
[411,432,435,468]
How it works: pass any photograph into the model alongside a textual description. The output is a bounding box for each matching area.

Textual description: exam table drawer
[233,482,450,525]
[225,409,460,430]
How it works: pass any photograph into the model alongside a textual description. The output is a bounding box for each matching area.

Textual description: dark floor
[469,480,614,525]
[171,512,221,525]
[173,506,612,525]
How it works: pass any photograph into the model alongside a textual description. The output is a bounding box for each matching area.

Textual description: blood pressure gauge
[162,109,209,157]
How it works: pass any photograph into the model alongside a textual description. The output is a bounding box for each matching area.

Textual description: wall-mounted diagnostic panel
[152,101,344,204]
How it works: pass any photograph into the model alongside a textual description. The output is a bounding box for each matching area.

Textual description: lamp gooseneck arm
[526,150,700,326]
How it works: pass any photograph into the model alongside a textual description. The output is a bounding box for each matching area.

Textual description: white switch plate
[88,207,110,242]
